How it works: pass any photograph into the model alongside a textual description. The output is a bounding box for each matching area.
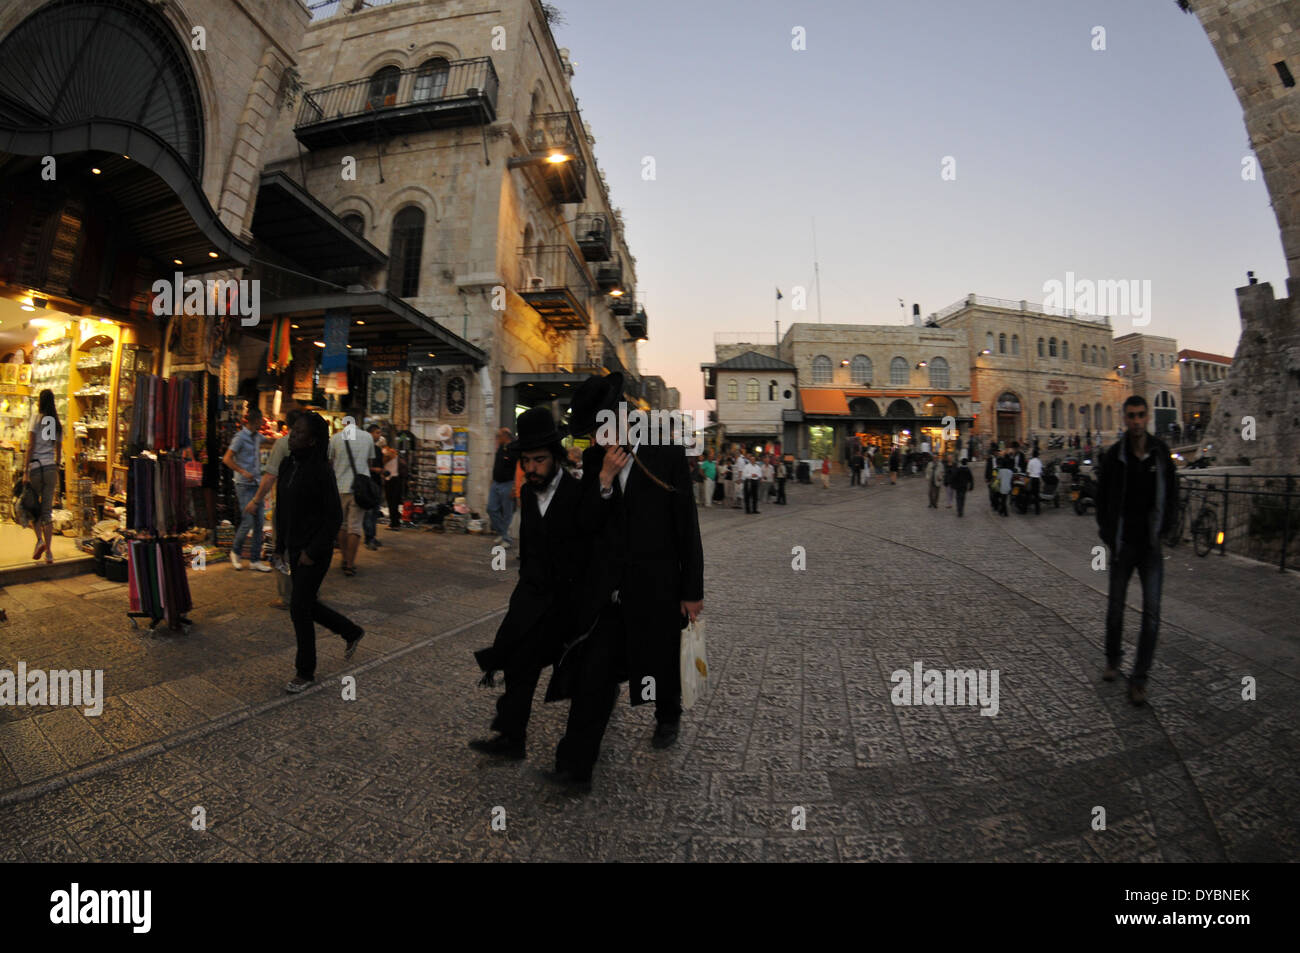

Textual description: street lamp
[507,151,573,169]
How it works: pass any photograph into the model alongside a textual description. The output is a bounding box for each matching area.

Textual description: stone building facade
[1113,333,1182,438]
[1183,0,1300,472]
[1178,348,1232,440]
[933,295,1125,448]
[700,350,798,451]
[258,0,647,503]
[776,323,972,462]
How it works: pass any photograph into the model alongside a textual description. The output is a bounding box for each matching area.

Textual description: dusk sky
[551,0,1286,410]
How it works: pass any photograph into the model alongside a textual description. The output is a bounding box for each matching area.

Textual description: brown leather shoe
[1129,681,1147,706]
[1103,665,1119,682]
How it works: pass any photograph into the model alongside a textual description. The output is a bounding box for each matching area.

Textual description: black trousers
[290,549,362,680]
[491,631,551,741]
[775,478,787,504]
[557,602,681,779]
[385,475,403,528]
[743,478,759,512]
[850,468,860,486]
[1028,477,1041,514]
[955,488,967,516]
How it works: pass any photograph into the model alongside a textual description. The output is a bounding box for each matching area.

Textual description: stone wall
[1206,279,1300,470]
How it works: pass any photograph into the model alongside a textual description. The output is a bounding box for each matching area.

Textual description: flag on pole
[776,287,783,300]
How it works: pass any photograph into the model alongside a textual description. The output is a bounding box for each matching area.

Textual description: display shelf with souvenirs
[31,336,71,424]
[71,334,117,496]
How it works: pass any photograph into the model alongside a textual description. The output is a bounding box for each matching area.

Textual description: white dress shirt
[1027,457,1043,478]
[535,466,564,517]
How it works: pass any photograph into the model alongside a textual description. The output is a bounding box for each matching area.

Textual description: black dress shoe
[537,767,592,794]
[468,734,526,759]
[651,721,680,749]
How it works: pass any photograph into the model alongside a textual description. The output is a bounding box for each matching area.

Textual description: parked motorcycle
[1070,467,1097,515]
[1038,461,1061,509]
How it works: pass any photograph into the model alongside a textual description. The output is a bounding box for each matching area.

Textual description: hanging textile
[126,539,193,626]
[130,374,193,453]
[267,316,293,372]
[126,453,191,535]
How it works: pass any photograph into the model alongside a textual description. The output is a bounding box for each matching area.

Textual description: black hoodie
[274,416,342,564]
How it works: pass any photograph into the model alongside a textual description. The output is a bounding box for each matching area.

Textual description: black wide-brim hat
[509,406,562,452]
[565,372,623,437]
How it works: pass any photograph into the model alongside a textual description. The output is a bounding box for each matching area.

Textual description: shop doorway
[995,392,1021,445]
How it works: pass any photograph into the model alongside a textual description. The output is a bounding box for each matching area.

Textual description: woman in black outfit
[275,412,364,693]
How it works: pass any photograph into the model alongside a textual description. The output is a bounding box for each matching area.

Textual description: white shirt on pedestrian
[535,466,564,517]
[327,428,375,496]
[1027,457,1043,478]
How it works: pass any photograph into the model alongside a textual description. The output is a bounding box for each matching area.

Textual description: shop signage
[1046,380,1067,394]
[367,343,407,371]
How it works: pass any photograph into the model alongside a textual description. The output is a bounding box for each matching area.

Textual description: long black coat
[549,443,704,706]
[474,467,591,677]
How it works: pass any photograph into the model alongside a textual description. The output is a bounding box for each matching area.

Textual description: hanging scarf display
[267,315,293,372]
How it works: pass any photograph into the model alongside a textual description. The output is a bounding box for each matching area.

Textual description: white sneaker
[230,552,244,571]
[249,560,273,573]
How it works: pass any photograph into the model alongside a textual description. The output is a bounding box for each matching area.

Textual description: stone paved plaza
[1,472,1297,862]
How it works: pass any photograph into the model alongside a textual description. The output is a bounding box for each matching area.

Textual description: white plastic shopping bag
[680,619,708,710]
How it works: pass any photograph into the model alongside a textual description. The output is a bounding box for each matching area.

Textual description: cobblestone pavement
[1,474,1296,862]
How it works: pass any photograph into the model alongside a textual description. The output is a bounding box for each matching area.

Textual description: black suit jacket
[553,443,704,705]
[475,467,590,676]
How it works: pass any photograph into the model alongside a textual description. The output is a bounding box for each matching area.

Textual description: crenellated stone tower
[1183,0,1300,470]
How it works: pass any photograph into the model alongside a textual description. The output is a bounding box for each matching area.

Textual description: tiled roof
[714,350,796,371]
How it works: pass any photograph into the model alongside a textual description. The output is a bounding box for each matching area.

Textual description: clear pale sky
[551,0,1286,410]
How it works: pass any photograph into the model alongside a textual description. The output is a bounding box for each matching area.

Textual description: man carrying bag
[544,372,705,793]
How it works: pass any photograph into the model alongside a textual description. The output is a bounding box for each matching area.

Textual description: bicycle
[1190,494,1219,558]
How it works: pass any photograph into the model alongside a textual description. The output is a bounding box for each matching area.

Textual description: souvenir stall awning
[261,290,487,368]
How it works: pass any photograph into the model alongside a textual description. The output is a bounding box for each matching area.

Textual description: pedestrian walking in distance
[276,412,364,694]
[1026,448,1044,515]
[326,415,375,577]
[925,453,945,508]
[953,457,974,516]
[545,372,704,793]
[943,452,955,508]
[1096,395,1179,706]
[223,403,272,572]
[820,455,831,489]
[470,407,592,759]
[245,407,304,608]
[699,450,716,508]
[23,388,62,565]
[488,427,518,547]
[997,448,1014,516]
[889,446,900,485]
[743,453,761,514]
[985,446,999,509]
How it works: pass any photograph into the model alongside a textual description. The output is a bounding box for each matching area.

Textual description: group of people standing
[471,372,704,793]
[692,450,787,513]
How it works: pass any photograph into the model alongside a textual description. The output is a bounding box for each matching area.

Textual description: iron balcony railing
[525,111,588,203]
[517,244,593,330]
[574,212,612,261]
[294,57,499,145]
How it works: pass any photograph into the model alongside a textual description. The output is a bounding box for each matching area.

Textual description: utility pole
[812,217,823,323]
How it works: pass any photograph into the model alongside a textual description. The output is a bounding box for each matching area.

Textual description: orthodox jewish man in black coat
[470,407,592,760]
[543,372,705,792]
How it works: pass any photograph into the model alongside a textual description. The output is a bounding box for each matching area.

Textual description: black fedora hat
[566,372,623,437]
[510,406,562,452]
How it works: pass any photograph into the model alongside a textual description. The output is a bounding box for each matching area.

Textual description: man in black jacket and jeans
[1095,395,1178,706]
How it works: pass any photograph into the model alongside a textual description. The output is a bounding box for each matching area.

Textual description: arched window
[890,356,909,386]
[340,212,364,236]
[768,379,778,400]
[1091,345,1099,365]
[850,354,872,384]
[1011,334,1020,355]
[1051,398,1063,429]
[1105,406,1113,430]
[1080,404,1090,431]
[1037,337,1045,358]
[1068,403,1076,428]
[928,357,949,389]
[849,397,880,417]
[367,66,400,109]
[1094,403,1102,430]
[725,379,738,401]
[998,333,1007,354]
[746,379,759,402]
[1155,391,1176,409]
[985,331,994,352]
[886,399,914,418]
[388,205,425,297]
[413,57,450,101]
[811,355,832,383]
[1048,337,1058,358]
[1062,340,1069,361]
[1101,346,1108,367]
[1038,402,1047,430]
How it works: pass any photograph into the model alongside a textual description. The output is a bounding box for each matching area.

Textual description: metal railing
[518,244,593,296]
[932,294,1113,325]
[1177,474,1300,572]
[295,57,499,129]
[307,0,403,21]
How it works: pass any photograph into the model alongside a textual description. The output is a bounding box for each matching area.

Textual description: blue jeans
[488,480,515,541]
[1105,543,1163,684]
[233,483,264,560]
[363,505,378,543]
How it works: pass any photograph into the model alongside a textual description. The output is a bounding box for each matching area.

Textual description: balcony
[518,244,593,330]
[574,212,612,261]
[293,57,499,149]
[595,254,624,293]
[524,111,588,204]
[625,302,649,341]
[610,287,634,316]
